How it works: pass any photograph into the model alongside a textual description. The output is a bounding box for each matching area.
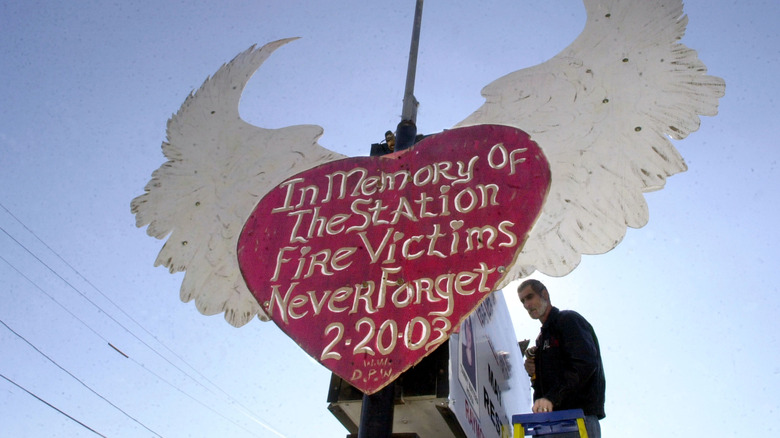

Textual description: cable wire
[0,318,163,437]
[0,372,107,438]
[0,255,276,438]
[0,203,279,429]
[0,203,287,437]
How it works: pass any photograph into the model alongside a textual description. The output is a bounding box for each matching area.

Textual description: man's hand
[524,345,537,379]
[524,357,536,378]
[532,398,553,413]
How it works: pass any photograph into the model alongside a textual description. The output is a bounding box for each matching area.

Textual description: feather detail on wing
[456,0,725,285]
[131,39,346,327]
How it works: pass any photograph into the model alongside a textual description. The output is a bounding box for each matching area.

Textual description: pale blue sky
[1,1,778,437]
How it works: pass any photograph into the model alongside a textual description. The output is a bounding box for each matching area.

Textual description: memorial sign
[237,124,550,394]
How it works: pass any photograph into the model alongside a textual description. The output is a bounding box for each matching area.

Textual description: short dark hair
[518,279,547,297]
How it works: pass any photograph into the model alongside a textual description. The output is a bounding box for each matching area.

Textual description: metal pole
[396,0,424,151]
[356,381,396,438]
[357,3,424,437]
[401,0,424,124]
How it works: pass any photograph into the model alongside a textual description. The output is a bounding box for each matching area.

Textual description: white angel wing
[131,39,346,327]
[456,0,725,284]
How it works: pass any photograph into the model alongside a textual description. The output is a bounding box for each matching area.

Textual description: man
[518,279,606,438]
[370,130,396,156]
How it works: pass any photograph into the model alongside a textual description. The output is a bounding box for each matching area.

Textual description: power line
[0,203,287,437]
[0,203,189,362]
[0,255,276,438]
[0,318,163,437]
[0,372,107,438]
[0,254,107,342]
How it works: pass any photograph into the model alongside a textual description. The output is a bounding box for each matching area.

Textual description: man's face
[519,286,549,320]
[386,133,396,150]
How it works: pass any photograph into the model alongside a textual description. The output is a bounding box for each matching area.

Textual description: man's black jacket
[533,306,606,419]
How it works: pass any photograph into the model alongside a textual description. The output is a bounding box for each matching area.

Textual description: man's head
[384,130,396,151]
[518,279,552,322]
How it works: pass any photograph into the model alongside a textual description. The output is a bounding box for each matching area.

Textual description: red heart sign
[237,124,549,394]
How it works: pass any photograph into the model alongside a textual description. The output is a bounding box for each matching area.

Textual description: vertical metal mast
[357,2,424,437]
[395,0,424,151]
[402,0,424,124]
